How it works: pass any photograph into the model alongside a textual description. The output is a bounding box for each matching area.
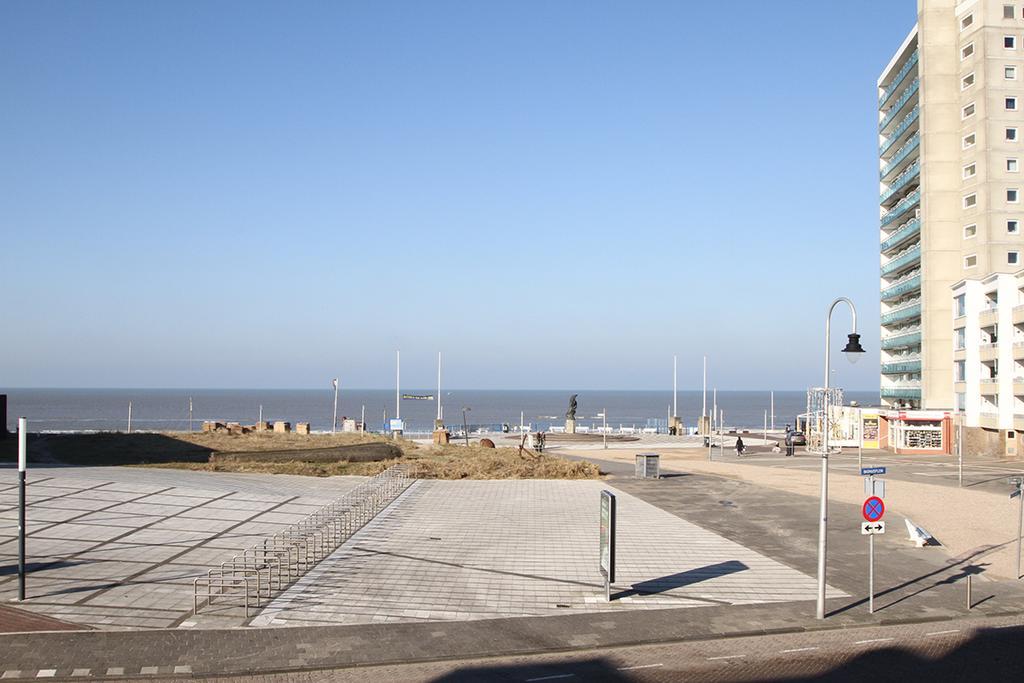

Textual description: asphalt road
[163,613,1024,682]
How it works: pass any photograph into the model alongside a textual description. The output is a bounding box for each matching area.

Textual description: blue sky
[0,1,918,391]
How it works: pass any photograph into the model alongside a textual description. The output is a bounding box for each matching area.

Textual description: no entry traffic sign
[862,496,885,522]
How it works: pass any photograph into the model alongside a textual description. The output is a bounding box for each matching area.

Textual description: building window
[957,392,966,411]
[1006,36,1017,49]
[1009,127,1019,141]
[956,326,966,348]
[1010,188,1020,202]
[963,42,975,60]
[1007,5,1017,19]
[1011,158,1020,172]
[1010,251,1021,265]
[955,360,966,382]
[963,102,976,118]
[965,223,978,238]
[1009,66,1019,80]
[964,193,978,208]
[963,13,975,30]
[965,254,978,268]
[963,72,976,89]
[1010,219,1020,233]
[964,132,977,148]
[964,163,977,179]
[956,294,967,317]
[1009,97,1019,110]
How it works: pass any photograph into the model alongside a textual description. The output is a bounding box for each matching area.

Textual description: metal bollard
[966,574,972,610]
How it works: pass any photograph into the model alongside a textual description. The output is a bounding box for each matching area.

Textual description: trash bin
[635,453,660,479]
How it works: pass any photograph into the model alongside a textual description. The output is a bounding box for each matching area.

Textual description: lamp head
[842,333,866,364]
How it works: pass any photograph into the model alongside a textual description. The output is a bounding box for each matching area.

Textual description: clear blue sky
[1,1,918,391]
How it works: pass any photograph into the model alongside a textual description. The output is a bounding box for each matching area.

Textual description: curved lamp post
[816,297,866,620]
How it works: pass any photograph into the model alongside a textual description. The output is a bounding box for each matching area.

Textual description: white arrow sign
[861,521,886,535]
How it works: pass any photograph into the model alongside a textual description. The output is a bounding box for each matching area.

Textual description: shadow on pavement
[616,560,749,599]
[430,657,632,682]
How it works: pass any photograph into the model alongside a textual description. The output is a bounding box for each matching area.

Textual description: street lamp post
[462,407,471,447]
[816,297,865,620]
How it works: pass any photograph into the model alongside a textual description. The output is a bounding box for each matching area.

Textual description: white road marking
[854,638,894,645]
[617,664,664,671]
[140,666,159,675]
[525,675,576,682]
[36,672,56,679]
[173,666,192,674]
[707,655,746,661]
[71,670,90,677]
[1,673,21,680]
[780,647,819,653]
[106,667,125,676]
[925,629,961,636]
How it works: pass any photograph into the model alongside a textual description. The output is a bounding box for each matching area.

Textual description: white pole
[127,401,132,434]
[396,350,401,420]
[18,417,27,601]
[603,408,607,450]
[702,356,707,419]
[713,388,717,432]
[332,379,339,433]
[673,355,678,418]
[436,352,442,422]
[259,404,263,425]
[361,404,366,432]
[764,409,768,444]
[189,396,193,433]
[771,391,775,432]
[520,410,524,432]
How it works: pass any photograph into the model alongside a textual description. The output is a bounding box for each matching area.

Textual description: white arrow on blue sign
[861,467,887,476]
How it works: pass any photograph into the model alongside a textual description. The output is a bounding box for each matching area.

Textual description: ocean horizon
[2,387,882,434]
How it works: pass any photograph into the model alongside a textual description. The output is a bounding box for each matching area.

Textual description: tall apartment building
[879,0,1024,410]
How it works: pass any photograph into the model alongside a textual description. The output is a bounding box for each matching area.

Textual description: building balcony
[881,331,922,350]
[880,189,921,228]
[980,344,999,361]
[880,106,920,157]
[879,79,920,133]
[879,50,919,108]
[880,133,920,181]
[1014,304,1024,325]
[880,160,921,205]
[881,217,921,255]
[881,359,922,374]
[880,302,921,325]
[978,309,998,328]
[1014,341,1024,358]
[881,273,921,302]
[980,378,1000,394]
[881,386,922,400]
[881,244,921,277]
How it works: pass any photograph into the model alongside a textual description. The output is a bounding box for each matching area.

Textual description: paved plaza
[249,479,841,627]
[0,466,363,629]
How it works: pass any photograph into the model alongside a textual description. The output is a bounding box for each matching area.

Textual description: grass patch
[143,444,599,479]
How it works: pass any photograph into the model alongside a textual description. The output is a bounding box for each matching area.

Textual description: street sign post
[862,471,887,614]
[1011,477,1024,580]
[599,490,616,602]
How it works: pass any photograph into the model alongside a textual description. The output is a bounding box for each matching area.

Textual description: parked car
[790,430,807,446]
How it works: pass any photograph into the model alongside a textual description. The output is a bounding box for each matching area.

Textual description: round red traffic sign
[862,496,885,522]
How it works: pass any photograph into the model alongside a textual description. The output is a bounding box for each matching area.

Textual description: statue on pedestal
[565,394,578,434]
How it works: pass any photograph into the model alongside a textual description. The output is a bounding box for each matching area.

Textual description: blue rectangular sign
[861,467,887,476]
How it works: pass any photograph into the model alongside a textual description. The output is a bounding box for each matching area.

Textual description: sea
[1,388,881,435]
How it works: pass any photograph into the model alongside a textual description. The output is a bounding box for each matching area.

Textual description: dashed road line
[780,647,819,653]
[617,663,664,671]
[707,655,746,661]
[854,638,894,645]
[926,629,961,636]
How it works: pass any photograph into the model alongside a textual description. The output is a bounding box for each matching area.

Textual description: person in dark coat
[735,435,745,456]
[785,431,794,457]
